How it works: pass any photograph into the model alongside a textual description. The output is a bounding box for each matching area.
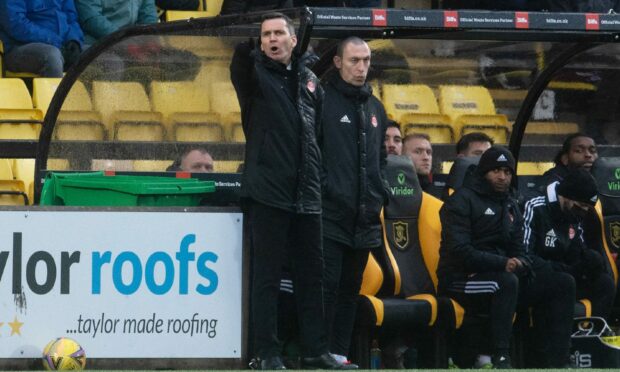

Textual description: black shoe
[260,356,287,370]
[492,355,512,369]
[302,353,359,370]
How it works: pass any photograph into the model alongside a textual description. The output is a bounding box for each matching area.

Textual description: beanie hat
[476,146,516,175]
[556,168,599,205]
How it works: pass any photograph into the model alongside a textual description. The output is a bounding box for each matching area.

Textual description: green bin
[40,172,215,207]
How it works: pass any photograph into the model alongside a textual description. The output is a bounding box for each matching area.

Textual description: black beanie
[476,146,516,175]
[556,168,599,205]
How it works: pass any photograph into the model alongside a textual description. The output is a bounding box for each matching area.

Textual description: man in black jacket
[437,146,576,368]
[320,36,388,365]
[524,168,615,319]
[230,13,347,370]
[540,133,598,188]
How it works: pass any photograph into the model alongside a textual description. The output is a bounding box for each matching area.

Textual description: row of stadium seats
[0,159,35,205]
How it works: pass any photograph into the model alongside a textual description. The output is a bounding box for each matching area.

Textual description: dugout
[1,5,620,370]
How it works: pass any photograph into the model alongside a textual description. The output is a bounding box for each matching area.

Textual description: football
[42,337,86,370]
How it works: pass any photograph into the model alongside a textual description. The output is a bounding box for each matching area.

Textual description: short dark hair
[167,147,212,172]
[387,120,401,132]
[336,36,367,58]
[261,12,295,36]
[553,132,595,165]
[456,132,494,155]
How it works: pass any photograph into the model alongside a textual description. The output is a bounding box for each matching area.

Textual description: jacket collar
[256,50,296,73]
[464,168,511,201]
[329,73,372,101]
[546,181,569,221]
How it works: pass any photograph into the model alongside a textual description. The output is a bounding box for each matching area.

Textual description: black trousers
[323,237,370,356]
[248,201,327,358]
[576,272,616,319]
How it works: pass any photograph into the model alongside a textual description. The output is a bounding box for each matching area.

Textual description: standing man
[320,36,388,366]
[230,13,347,370]
[437,146,576,368]
[456,132,494,157]
[384,120,403,155]
[524,168,615,319]
[403,133,441,198]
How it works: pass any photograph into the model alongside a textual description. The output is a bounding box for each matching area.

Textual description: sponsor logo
[372,9,387,27]
[393,221,409,250]
[585,13,600,31]
[545,229,557,247]
[397,172,406,185]
[615,168,620,179]
[610,221,620,249]
[497,154,508,162]
[515,12,529,29]
[484,208,495,216]
[340,115,351,123]
[390,173,414,197]
[444,10,458,28]
[573,350,591,368]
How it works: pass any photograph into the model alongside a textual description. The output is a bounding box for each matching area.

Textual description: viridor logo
[608,168,620,190]
[390,172,414,196]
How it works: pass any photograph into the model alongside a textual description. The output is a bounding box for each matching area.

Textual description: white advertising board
[0,211,243,358]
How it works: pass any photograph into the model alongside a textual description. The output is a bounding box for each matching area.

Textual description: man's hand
[61,40,82,70]
[505,257,523,273]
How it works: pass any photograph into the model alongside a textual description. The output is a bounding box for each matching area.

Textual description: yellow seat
[11,159,34,204]
[438,85,509,143]
[46,158,71,171]
[33,78,106,141]
[210,81,241,141]
[382,84,454,143]
[150,81,223,141]
[523,121,580,144]
[213,160,242,173]
[194,61,231,86]
[517,161,555,176]
[133,160,172,172]
[165,10,216,21]
[0,180,28,205]
[0,78,43,139]
[92,81,164,141]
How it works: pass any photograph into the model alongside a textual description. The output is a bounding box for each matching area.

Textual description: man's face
[260,18,297,65]
[562,136,598,171]
[181,150,214,173]
[404,137,432,176]
[484,167,512,193]
[558,196,593,220]
[385,127,402,155]
[461,141,492,157]
[334,42,371,86]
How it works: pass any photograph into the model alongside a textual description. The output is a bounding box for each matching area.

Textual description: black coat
[437,169,529,289]
[320,74,389,249]
[230,43,323,214]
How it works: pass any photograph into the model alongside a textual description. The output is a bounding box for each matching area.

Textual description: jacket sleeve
[63,0,84,46]
[440,192,508,272]
[1,0,64,48]
[75,0,117,40]
[138,0,159,25]
[377,102,390,199]
[230,41,255,132]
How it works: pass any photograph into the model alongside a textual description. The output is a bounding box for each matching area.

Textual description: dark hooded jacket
[230,42,323,214]
[320,73,389,249]
[437,168,531,289]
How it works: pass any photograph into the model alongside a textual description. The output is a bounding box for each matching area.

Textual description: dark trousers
[323,237,370,356]
[248,201,327,358]
[442,271,519,357]
[520,269,576,367]
[576,272,616,319]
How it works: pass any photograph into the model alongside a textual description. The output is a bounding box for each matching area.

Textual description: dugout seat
[209,81,241,141]
[351,155,464,368]
[381,84,454,143]
[92,81,164,141]
[33,78,106,141]
[438,85,509,144]
[150,81,224,142]
[0,78,43,139]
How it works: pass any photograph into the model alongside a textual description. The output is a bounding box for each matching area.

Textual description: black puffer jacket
[320,73,389,249]
[230,42,323,214]
[437,169,530,289]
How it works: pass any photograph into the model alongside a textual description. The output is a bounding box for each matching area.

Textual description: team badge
[569,225,575,240]
[307,80,315,93]
[610,221,620,249]
[371,115,378,127]
[393,221,409,250]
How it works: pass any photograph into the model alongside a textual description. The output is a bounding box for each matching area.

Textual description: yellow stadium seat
[0,78,43,139]
[150,81,224,141]
[46,158,71,171]
[11,159,34,204]
[438,85,509,143]
[91,159,134,171]
[214,160,242,173]
[92,81,164,141]
[517,162,555,176]
[194,62,231,86]
[0,159,14,179]
[165,10,215,21]
[210,81,240,115]
[382,84,454,143]
[0,180,28,205]
[524,121,580,143]
[133,160,172,172]
[33,78,106,141]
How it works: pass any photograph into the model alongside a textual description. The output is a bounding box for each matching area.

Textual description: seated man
[540,132,598,187]
[0,0,84,77]
[438,146,576,368]
[402,133,441,198]
[167,147,214,172]
[456,132,494,158]
[523,168,615,319]
[384,120,402,156]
